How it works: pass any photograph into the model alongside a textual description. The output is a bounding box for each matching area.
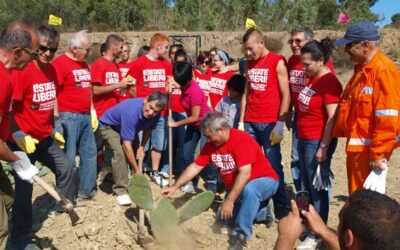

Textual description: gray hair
[290,26,314,41]
[38,25,60,45]
[67,30,89,50]
[200,112,230,133]
[0,28,32,49]
[147,90,168,109]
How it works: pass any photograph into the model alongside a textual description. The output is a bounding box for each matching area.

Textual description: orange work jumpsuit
[333,50,400,194]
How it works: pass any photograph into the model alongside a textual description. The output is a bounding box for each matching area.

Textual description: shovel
[137,158,146,243]
[32,175,80,225]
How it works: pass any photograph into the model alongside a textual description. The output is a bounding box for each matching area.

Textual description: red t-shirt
[193,69,211,97]
[126,55,172,116]
[118,61,135,78]
[209,70,233,109]
[0,63,12,141]
[297,72,342,140]
[171,87,185,113]
[245,52,285,123]
[91,57,121,118]
[11,61,57,141]
[287,55,336,112]
[195,129,278,189]
[51,54,92,113]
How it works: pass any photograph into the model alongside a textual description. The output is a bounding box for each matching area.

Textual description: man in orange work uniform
[334,21,400,194]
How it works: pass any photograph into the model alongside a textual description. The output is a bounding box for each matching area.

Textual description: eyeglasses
[22,47,39,56]
[76,46,91,54]
[38,45,58,53]
[288,38,304,44]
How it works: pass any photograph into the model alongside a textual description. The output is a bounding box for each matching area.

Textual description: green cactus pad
[150,197,181,246]
[128,174,153,210]
[178,191,215,220]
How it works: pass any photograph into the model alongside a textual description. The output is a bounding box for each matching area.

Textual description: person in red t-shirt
[286,26,337,193]
[91,35,134,165]
[209,51,233,109]
[239,28,291,209]
[163,112,278,248]
[8,26,77,249]
[126,33,172,186]
[118,43,135,78]
[52,30,97,200]
[0,21,39,250]
[193,51,212,107]
[295,39,342,249]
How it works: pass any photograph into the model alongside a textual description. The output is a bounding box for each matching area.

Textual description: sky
[371,0,400,26]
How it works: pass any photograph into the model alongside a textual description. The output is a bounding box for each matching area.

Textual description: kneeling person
[99,91,167,205]
[162,112,279,249]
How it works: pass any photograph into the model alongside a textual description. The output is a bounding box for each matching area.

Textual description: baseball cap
[335,20,380,46]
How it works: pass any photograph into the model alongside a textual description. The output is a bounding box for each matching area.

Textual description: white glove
[312,164,334,191]
[269,121,284,145]
[10,151,38,184]
[313,164,324,191]
[238,122,245,131]
[363,163,388,194]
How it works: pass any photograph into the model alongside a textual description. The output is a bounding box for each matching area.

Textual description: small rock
[75,228,85,238]
[116,231,131,246]
[84,222,102,236]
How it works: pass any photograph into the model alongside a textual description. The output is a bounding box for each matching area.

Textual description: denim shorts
[150,116,167,151]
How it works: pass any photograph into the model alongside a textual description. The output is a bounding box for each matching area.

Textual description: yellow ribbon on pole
[245,18,256,29]
[48,15,62,26]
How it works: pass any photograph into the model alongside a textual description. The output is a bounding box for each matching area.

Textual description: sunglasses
[288,38,304,44]
[38,45,58,53]
[22,47,39,56]
[200,60,209,65]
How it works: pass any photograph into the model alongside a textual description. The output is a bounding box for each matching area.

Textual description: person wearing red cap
[334,20,400,194]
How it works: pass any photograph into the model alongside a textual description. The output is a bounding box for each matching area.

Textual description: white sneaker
[116,194,132,206]
[159,171,169,178]
[296,236,321,250]
[150,172,169,187]
[180,181,195,193]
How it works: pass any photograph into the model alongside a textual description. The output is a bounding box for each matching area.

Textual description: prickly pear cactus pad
[178,191,215,220]
[128,174,153,210]
[150,197,183,247]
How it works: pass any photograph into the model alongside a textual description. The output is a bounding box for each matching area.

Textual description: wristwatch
[320,142,328,149]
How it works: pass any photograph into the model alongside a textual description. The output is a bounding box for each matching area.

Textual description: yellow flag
[245,18,256,29]
[48,15,62,26]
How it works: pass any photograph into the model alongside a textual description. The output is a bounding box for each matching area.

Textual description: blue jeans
[60,112,97,198]
[297,138,338,223]
[291,112,302,191]
[217,177,278,240]
[8,137,76,249]
[244,122,288,207]
[161,112,186,173]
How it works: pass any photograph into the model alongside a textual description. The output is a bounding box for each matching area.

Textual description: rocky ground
[26,70,400,250]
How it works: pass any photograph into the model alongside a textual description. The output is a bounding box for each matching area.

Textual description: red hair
[150,33,170,48]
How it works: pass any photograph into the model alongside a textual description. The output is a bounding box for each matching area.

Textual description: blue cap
[335,20,380,46]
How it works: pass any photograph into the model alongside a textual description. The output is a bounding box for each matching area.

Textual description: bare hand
[168,119,178,128]
[302,204,328,236]
[315,147,327,163]
[277,200,303,241]
[161,186,177,197]
[369,158,387,171]
[220,199,234,220]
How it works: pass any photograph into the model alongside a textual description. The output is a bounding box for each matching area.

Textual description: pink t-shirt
[180,81,210,126]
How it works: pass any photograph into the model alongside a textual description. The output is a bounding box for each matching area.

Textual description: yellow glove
[269,121,284,145]
[52,131,65,149]
[91,109,99,132]
[12,131,39,154]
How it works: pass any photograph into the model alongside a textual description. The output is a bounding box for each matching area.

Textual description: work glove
[313,164,334,191]
[91,109,99,132]
[238,122,245,131]
[363,163,388,194]
[12,131,39,154]
[52,118,65,149]
[269,121,284,145]
[11,151,38,184]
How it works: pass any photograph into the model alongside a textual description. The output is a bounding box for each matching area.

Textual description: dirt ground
[28,71,400,250]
